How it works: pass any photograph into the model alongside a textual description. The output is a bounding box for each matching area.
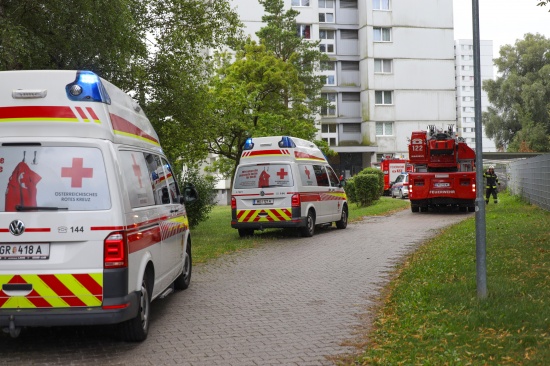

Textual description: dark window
[341,61,359,71]
[342,92,360,102]
[340,29,358,39]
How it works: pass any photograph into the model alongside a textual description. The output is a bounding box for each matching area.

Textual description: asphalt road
[0,208,472,366]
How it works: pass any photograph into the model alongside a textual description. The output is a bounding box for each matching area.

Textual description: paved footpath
[0,209,471,366]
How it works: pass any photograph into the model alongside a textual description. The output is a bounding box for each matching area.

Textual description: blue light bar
[243,138,254,150]
[65,70,111,104]
[279,136,296,148]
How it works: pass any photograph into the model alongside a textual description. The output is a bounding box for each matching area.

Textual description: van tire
[238,229,254,237]
[300,210,315,237]
[336,206,348,229]
[174,243,192,290]
[120,273,151,342]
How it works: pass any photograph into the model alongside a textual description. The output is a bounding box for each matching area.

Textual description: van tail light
[291,193,301,208]
[104,232,127,269]
[231,196,236,210]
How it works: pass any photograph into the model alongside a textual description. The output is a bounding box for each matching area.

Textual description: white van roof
[240,136,327,163]
[0,70,161,151]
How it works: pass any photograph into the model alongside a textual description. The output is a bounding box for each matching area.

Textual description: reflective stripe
[237,208,292,223]
[0,273,103,309]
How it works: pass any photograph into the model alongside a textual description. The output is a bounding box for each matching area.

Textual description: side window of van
[299,164,317,186]
[160,157,181,203]
[313,165,330,187]
[119,150,156,208]
[144,153,170,205]
[326,166,340,187]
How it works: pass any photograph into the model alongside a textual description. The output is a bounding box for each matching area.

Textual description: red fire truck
[375,157,412,195]
[408,125,476,213]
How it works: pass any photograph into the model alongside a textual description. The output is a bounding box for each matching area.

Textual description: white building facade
[454,39,497,152]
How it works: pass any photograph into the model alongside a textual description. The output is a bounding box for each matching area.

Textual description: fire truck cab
[231,136,348,237]
[0,70,197,341]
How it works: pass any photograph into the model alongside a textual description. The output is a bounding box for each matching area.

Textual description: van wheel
[174,243,192,290]
[120,273,151,342]
[300,210,315,237]
[398,189,404,199]
[238,229,254,237]
[336,206,348,229]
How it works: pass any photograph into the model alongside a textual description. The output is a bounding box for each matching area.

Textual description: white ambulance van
[231,136,348,237]
[0,70,197,341]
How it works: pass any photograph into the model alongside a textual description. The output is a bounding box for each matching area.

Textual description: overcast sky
[453,0,550,58]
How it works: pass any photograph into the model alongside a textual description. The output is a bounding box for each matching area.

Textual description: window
[341,61,359,70]
[321,61,336,70]
[373,27,391,42]
[340,0,358,9]
[375,90,393,105]
[463,117,474,123]
[321,93,337,116]
[319,12,334,23]
[376,122,393,136]
[323,75,335,85]
[461,55,472,61]
[297,24,311,39]
[462,65,470,71]
[319,30,335,39]
[340,30,358,39]
[373,0,390,10]
[342,123,361,132]
[319,43,335,53]
[374,59,392,73]
[463,107,474,113]
[462,96,472,102]
[463,127,474,133]
[291,0,310,6]
[322,124,337,133]
[462,86,471,92]
[342,92,360,102]
[319,0,334,8]
[462,76,473,81]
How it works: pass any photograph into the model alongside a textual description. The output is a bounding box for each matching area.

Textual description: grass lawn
[350,192,550,365]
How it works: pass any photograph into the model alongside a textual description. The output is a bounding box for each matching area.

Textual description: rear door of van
[0,142,117,311]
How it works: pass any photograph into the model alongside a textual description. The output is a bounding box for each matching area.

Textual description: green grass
[351,192,550,365]
[191,196,409,263]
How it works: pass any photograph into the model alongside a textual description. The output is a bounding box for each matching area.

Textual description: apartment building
[455,39,497,152]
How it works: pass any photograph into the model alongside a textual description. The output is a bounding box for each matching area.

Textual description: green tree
[482,33,550,151]
[205,0,328,182]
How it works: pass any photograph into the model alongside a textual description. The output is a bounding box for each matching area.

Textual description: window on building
[462,96,472,102]
[340,0,358,8]
[319,29,335,39]
[319,0,335,8]
[319,12,335,23]
[462,76,473,81]
[321,93,337,116]
[319,43,335,53]
[375,90,393,105]
[373,0,390,10]
[463,117,474,123]
[322,138,337,146]
[462,65,470,71]
[463,107,474,113]
[342,92,360,102]
[376,122,393,136]
[322,124,337,133]
[342,123,361,133]
[341,61,360,70]
[373,27,391,42]
[323,75,336,85]
[340,29,358,39]
[461,55,472,61]
[291,0,310,6]
[374,59,392,73]
[321,61,336,70]
[462,86,471,92]
[296,24,311,39]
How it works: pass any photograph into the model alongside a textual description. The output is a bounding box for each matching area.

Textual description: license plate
[434,182,450,187]
[253,198,274,205]
[0,243,50,260]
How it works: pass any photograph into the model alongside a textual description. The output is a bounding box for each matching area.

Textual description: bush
[344,177,357,203]
[181,167,217,228]
[354,174,379,206]
[359,167,384,197]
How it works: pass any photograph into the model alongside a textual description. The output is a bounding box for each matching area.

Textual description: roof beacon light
[243,138,254,150]
[279,136,296,148]
[66,70,111,104]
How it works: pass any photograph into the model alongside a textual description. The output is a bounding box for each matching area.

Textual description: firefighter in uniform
[484,165,500,204]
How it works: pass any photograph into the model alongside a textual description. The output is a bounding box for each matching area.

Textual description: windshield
[234,164,294,189]
[0,146,111,212]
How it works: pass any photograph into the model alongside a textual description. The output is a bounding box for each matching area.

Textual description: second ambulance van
[0,70,197,341]
[231,136,348,237]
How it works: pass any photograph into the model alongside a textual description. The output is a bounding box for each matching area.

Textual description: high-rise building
[454,39,497,152]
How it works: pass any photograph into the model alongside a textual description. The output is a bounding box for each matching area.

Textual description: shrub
[181,167,217,228]
[354,174,379,206]
[359,167,384,197]
[344,176,357,203]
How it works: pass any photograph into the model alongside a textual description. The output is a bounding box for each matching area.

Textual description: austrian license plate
[253,198,274,205]
[0,243,50,260]
[434,182,450,188]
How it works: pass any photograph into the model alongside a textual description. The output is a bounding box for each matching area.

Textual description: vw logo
[9,220,25,236]
[260,191,265,196]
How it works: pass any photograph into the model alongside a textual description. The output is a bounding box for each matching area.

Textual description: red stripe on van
[110,113,160,145]
[91,226,125,231]
[300,193,321,203]
[0,106,77,120]
[39,274,87,307]
[73,274,103,302]
[0,229,8,233]
[127,226,161,253]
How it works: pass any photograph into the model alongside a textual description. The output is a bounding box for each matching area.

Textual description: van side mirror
[181,183,199,204]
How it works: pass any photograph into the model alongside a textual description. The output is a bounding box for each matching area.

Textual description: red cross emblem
[61,158,93,188]
[131,154,143,188]
[276,168,288,180]
[304,166,311,179]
